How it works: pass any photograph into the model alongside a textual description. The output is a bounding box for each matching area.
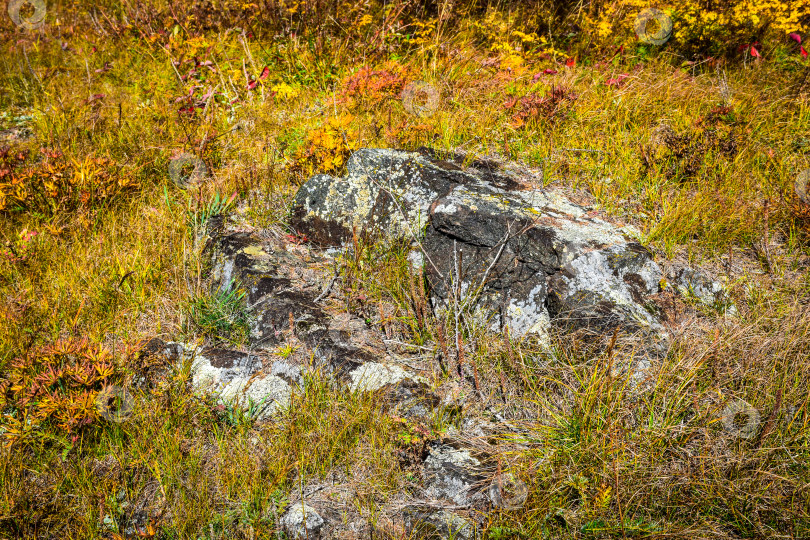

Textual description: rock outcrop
[172,230,436,422]
[162,147,740,539]
[290,148,668,341]
[289,148,522,247]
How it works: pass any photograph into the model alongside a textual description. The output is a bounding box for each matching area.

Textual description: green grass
[186,282,250,345]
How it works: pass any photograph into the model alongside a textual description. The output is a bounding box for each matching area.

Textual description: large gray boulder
[290,148,668,340]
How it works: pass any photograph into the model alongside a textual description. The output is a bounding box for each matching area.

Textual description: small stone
[281,502,325,539]
[423,443,484,506]
[668,265,735,313]
[403,507,478,540]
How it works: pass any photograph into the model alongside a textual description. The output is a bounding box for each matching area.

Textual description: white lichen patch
[558,247,663,329]
[349,362,426,392]
[504,283,552,344]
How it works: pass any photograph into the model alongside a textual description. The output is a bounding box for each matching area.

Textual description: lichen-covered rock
[349,362,425,392]
[403,507,478,540]
[210,233,373,377]
[290,147,673,339]
[422,443,485,506]
[206,231,437,418]
[289,148,521,247]
[424,180,665,338]
[188,347,262,391]
[183,345,292,419]
[546,242,664,333]
[281,502,325,539]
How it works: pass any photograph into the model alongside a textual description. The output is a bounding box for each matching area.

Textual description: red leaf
[605,74,629,87]
[565,57,575,67]
[789,33,802,44]
[532,69,558,82]
[247,79,258,90]
[802,46,808,59]
[750,45,761,58]
[259,66,270,79]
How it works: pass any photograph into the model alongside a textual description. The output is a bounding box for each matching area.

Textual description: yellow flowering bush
[272,82,300,101]
[467,1,807,60]
[585,0,809,55]
[294,115,359,175]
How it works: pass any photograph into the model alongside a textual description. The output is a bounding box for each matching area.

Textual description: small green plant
[187,191,238,233]
[211,401,252,430]
[187,281,250,344]
[164,186,237,236]
[275,342,298,359]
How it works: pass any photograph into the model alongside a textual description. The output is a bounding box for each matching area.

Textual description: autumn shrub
[0,337,136,444]
[340,63,410,108]
[640,106,741,183]
[0,228,37,264]
[293,115,359,175]
[0,150,139,218]
[503,85,578,128]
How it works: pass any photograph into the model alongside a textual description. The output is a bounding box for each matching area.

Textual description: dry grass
[0,0,809,538]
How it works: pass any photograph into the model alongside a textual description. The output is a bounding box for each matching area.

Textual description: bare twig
[314,272,340,303]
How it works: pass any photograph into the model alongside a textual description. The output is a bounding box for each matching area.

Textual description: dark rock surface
[424,180,664,339]
[180,230,434,420]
